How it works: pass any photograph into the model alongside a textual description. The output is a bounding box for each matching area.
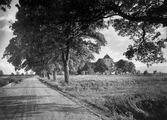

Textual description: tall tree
[115,60,136,74]
[56,0,167,65]
[153,70,157,75]
[143,70,149,75]
[3,0,106,84]
[4,0,166,83]
[3,31,60,80]
[94,59,108,74]
[127,62,136,74]
[57,23,106,84]
[115,59,129,74]
[69,49,95,74]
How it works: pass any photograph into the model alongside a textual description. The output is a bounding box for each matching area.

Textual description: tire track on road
[0,76,102,120]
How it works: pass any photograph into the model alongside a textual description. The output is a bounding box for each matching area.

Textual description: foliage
[153,70,157,75]
[0,76,26,87]
[136,70,141,75]
[56,0,167,65]
[11,73,14,76]
[3,0,167,83]
[3,0,107,84]
[115,59,136,74]
[94,59,108,74]
[0,0,11,11]
[68,51,95,74]
[81,62,95,74]
[105,95,167,120]
[143,70,149,75]
[115,59,128,74]
[127,62,136,74]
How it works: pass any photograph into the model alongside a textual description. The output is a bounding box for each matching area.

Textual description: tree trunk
[53,68,57,81]
[63,61,69,84]
[62,52,69,84]
[47,72,50,79]
[43,70,46,78]
[41,71,44,77]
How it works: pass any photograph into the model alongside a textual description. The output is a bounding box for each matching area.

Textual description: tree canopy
[3,0,167,83]
[0,0,11,11]
[115,59,136,74]
[93,0,166,65]
[94,59,108,74]
[55,0,167,65]
[3,0,106,84]
[17,0,166,66]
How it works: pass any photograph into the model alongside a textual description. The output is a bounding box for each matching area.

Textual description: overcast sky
[0,0,167,74]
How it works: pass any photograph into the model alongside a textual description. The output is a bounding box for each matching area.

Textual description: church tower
[103,54,112,67]
[103,54,114,74]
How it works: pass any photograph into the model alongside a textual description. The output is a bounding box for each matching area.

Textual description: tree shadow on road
[0,95,89,120]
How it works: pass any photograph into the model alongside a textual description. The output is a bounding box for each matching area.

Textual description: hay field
[0,75,29,87]
[48,75,167,120]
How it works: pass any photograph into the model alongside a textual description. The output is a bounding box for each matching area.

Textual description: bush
[0,70,4,76]
[11,73,14,76]
[0,78,13,87]
[143,70,148,75]
[104,95,167,120]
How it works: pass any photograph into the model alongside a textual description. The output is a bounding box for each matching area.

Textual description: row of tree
[115,60,136,74]
[1,0,167,84]
[81,59,136,74]
[2,0,107,84]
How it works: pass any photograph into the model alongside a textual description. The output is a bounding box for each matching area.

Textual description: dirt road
[0,76,102,120]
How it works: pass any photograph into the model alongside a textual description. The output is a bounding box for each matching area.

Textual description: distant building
[81,54,115,74]
[16,71,20,75]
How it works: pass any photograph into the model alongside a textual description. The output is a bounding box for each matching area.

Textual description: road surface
[0,76,102,120]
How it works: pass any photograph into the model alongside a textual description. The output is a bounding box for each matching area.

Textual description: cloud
[95,26,134,62]
[138,65,167,73]
[0,14,15,32]
[0,30,5,44]
[0,24,12,32]
[94,26,167,73]
[0,61,27,74]
[0,8,17,33]
[0,19,6,28]
[0,60,15,73]
[100,26,133,54]
[0,61,8,67]
[0,14,16,22]
[157,27,167,39]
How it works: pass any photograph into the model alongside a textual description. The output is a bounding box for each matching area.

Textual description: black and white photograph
[0,0,167,120]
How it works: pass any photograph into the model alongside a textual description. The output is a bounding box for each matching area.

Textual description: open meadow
[0,75,30,87]
[44,74,167,120]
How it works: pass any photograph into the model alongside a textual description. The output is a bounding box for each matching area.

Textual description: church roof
[103,54,111,59]
[86,62,95,66]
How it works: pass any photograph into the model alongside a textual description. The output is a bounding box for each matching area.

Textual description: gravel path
[0,76,102,120]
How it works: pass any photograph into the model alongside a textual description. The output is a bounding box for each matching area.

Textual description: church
[81,54,115,74]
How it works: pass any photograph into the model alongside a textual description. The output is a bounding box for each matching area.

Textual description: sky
[0,1,167,74]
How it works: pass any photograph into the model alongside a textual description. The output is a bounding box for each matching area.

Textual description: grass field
[45,75,167,120]
[0,75,29,87]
